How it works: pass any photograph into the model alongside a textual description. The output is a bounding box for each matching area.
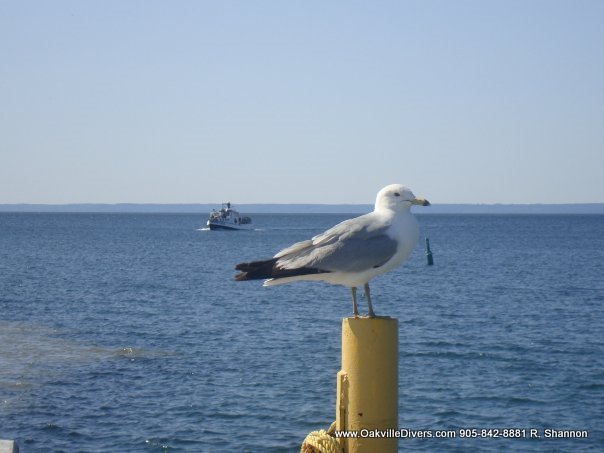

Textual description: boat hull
[207,221,252,231]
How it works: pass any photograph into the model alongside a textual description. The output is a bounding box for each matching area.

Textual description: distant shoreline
[1,203,603,214]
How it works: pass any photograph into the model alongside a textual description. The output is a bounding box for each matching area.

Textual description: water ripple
[1,213,603,451]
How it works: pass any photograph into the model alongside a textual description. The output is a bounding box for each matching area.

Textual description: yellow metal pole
[336,317,398,453]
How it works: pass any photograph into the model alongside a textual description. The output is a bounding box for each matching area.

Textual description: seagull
[234,184,430,317]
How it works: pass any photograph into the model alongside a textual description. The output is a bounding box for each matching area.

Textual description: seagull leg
[364,283,376,318]
[351,287,359,318]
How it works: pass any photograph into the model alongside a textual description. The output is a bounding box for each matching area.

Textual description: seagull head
[375,184,430,212]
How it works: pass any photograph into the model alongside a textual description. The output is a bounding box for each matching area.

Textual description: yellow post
[336,317,398,453]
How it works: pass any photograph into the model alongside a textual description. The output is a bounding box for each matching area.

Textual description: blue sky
[1,0,603,204]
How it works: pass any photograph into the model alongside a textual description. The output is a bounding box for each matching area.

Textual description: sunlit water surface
[1,213,603,451]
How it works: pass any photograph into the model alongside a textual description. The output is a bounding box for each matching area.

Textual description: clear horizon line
[1,202,603,215]
[2,202,603,206]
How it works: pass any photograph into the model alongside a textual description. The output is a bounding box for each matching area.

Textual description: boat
[206,202,252,231]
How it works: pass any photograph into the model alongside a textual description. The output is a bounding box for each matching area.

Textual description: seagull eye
[394,192,400,197]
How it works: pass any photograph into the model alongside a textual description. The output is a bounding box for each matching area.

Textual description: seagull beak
[412,198,430,206]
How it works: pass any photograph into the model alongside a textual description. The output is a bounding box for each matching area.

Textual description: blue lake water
[1,213,603,452]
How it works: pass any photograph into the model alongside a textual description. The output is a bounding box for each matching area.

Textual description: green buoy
[425,237,434,265]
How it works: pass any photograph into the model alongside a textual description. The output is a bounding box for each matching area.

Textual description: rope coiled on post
[301,421,343,453]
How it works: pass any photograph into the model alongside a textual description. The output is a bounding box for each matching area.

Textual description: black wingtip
[233,258,278,281]
[234,258,332,282]
[234,272,249,281]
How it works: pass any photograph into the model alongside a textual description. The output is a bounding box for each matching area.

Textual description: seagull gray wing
[274,214,398,273]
